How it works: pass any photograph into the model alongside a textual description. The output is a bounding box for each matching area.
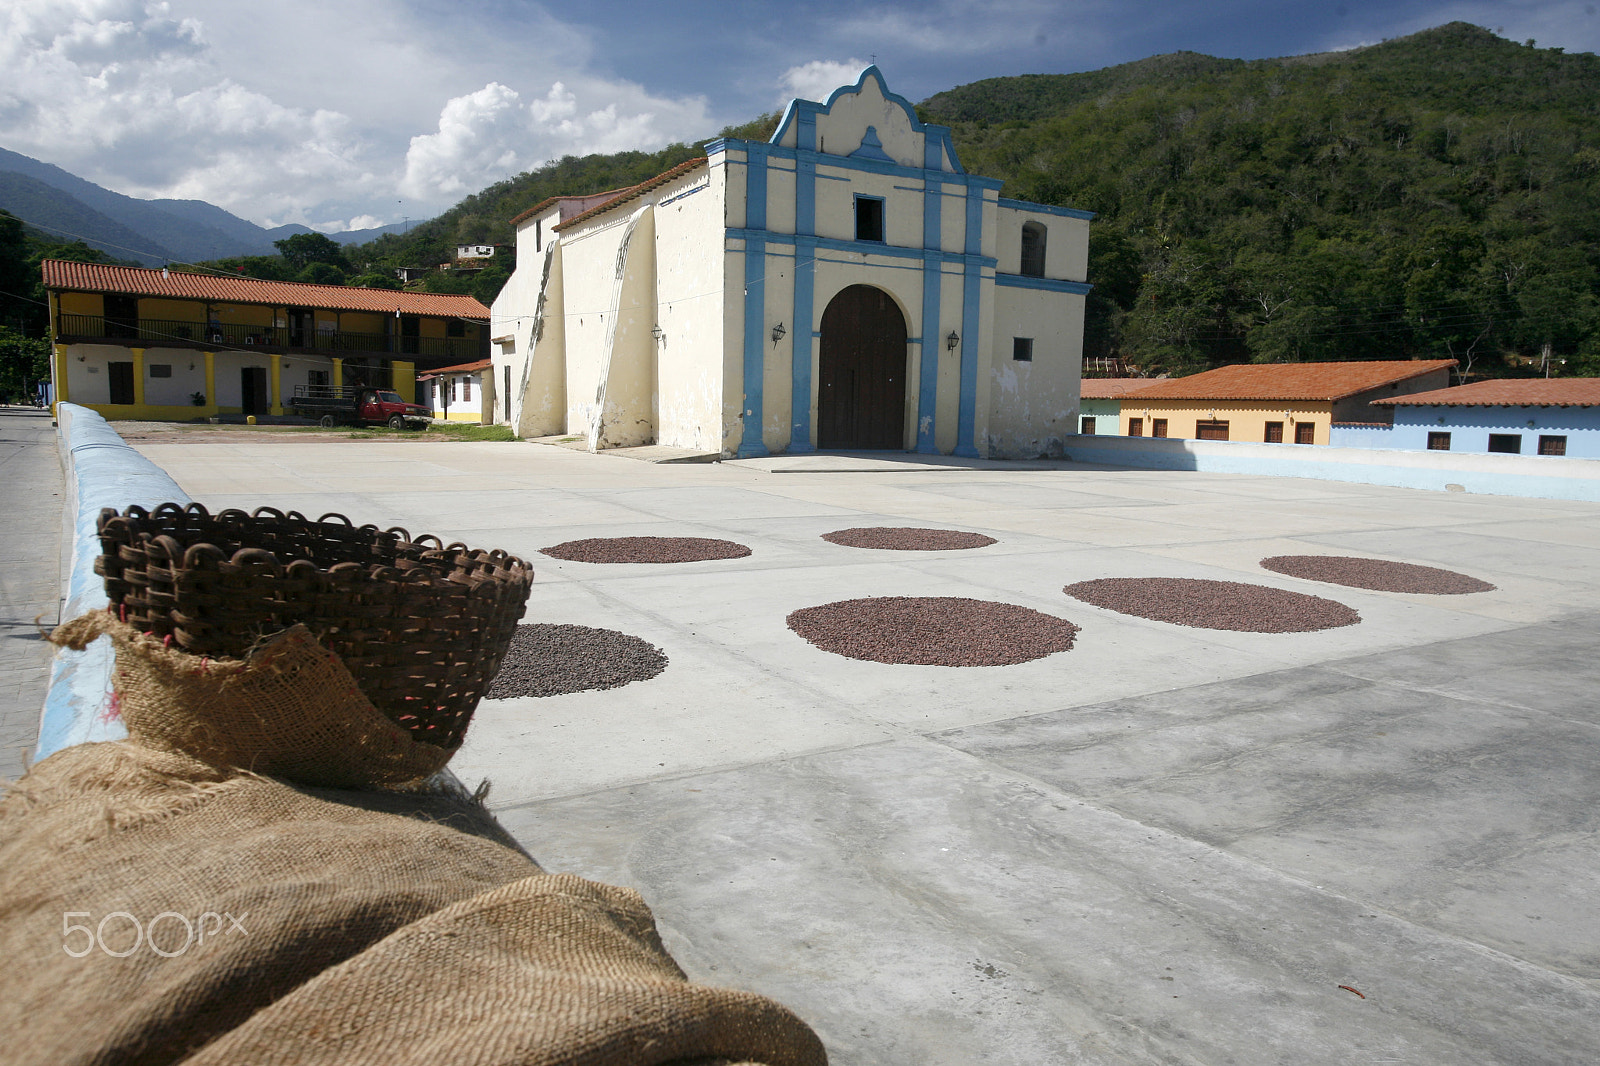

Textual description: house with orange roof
[41,260,488,421]
[416,358,493,423]
[1078,377,1162,434]
[490,66,1093,458]
[1344,377,1600,458]
[1113,360,1457,445]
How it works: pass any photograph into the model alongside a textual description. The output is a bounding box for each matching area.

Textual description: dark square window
[1264,421,1283,443]
[1080,416,1096,434]
[1152,418,1168,438]
[855,195,884,242]
[1196,419,1229,441]
[1427,431,1451,451]
[1128,418,1143,436]
[1487,433,1521,454]
[1012,337,1033,362]
[1294,422,1315,445]
[1538,434,1567,456]
[447,319,466,338]
[148,364,172,378]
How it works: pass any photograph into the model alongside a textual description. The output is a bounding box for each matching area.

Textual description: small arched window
[1020,222,1046,277]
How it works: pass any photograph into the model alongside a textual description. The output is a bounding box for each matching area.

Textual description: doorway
[817,285,907,449]
[241,367,268,416]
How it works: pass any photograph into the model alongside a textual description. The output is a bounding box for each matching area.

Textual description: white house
[416,358,492,423]
[489,66,1092,458]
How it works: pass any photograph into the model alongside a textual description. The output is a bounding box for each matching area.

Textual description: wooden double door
[817,285,907,450]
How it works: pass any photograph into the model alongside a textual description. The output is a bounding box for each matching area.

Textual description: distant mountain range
[0,146,414,266]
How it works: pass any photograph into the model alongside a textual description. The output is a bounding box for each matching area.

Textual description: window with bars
[1264,421,1283,443]
[1427,431,1451,451]
[1127,417,1143,437]
[1196,419,1229,441]
[462,377,471,402]
[1080,416,1095,434]
[1538,435,1567,456]
[1151,418,1168,438]
[1294,422,1315,445]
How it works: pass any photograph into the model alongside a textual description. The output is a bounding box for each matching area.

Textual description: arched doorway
[817,285,907,449]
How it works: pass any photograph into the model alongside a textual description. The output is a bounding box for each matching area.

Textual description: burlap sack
[51,611,452,788]
[0,741,827,1066]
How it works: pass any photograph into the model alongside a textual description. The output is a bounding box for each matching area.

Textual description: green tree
[0,325,49,403]
[274,231,351,272]
[296,261,347,285]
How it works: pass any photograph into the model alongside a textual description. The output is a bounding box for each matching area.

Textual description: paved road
[0,407,63,780]
[70,431,1600,1063]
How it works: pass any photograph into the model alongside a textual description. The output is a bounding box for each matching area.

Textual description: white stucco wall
[986,286,1085,457]
[652,167,727,452]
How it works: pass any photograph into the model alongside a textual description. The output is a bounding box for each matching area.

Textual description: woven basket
[94,503,534,751]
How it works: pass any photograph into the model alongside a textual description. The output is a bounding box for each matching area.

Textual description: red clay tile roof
[41,260,489,318]
[1125,360,1457,402]
[416,359,491,380]
[1079,377,1165,399]
[1372,377,1600,407]
[509,188,638,227]
[552,158,708,232]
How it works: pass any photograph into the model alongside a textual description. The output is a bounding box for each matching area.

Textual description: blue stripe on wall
[995,273,1093,295]
[918,252,943,454]
[955,260,983,458]
[740,234,770,457]
[791,236,817,452]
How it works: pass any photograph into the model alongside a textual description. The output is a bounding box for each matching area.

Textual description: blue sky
[2,1,1595,234]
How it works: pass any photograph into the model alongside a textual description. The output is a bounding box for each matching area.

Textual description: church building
[489,67,1092,458]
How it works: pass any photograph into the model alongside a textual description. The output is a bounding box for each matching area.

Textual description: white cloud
[776,59,869,108]
[400,77,712,202]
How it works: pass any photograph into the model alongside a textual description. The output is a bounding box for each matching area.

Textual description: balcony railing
[56,314,479,361]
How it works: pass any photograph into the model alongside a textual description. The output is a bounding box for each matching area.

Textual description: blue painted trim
[38,404,193,760]
[718,137,1001,187]
[851,126,893,162]
[964,185,985,257]
[917,250,942,454]
[746,142,767,231]
[725,227,994,269]
[955,260,983,458]
[995,273,1093,295]
[771,65,968,175]
[796,157,816,237]
[790,236,817,453]
[997,197,1096,220]
[739,236,769,457]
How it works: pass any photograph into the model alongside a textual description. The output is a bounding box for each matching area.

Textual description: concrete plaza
[38,424,1600,1062]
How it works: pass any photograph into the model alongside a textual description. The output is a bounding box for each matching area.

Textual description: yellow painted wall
[136,298,204,322]
[341,311,387,333]
[1122,399,1335,444]
[58,292,101,315]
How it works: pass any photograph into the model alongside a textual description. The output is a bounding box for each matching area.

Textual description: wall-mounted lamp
[652,325,664,341]
[771,322,786,344]
[1526,419,1537,428]
[946,329,960,351]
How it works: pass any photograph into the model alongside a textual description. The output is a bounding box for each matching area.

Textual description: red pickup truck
[290,386,432,429]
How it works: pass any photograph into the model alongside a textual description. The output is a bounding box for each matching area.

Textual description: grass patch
[445,424,518,442]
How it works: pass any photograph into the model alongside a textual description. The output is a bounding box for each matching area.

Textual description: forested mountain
[352,22,1597,378]
[921,22,1600,376]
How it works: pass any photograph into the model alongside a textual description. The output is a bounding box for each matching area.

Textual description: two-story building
[43,260,489,420]
[490,66,1093,458]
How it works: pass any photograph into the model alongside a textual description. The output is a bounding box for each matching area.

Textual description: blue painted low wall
[1063,432,1600,502]
[36,403,191,759]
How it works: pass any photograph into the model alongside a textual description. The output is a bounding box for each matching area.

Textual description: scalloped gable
[771,66,963,173]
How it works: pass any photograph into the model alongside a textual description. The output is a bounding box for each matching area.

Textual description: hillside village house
[490,66,1093,458]
[1115,360,1457,444]
[1078,378,1163,434]
[43,260,489,420]
[1345,377,1600,457]
[417,359,493,423]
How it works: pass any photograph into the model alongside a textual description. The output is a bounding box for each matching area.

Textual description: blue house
[1336,378,1600,458]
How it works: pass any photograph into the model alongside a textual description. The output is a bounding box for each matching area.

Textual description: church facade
[489,67,1092,458]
